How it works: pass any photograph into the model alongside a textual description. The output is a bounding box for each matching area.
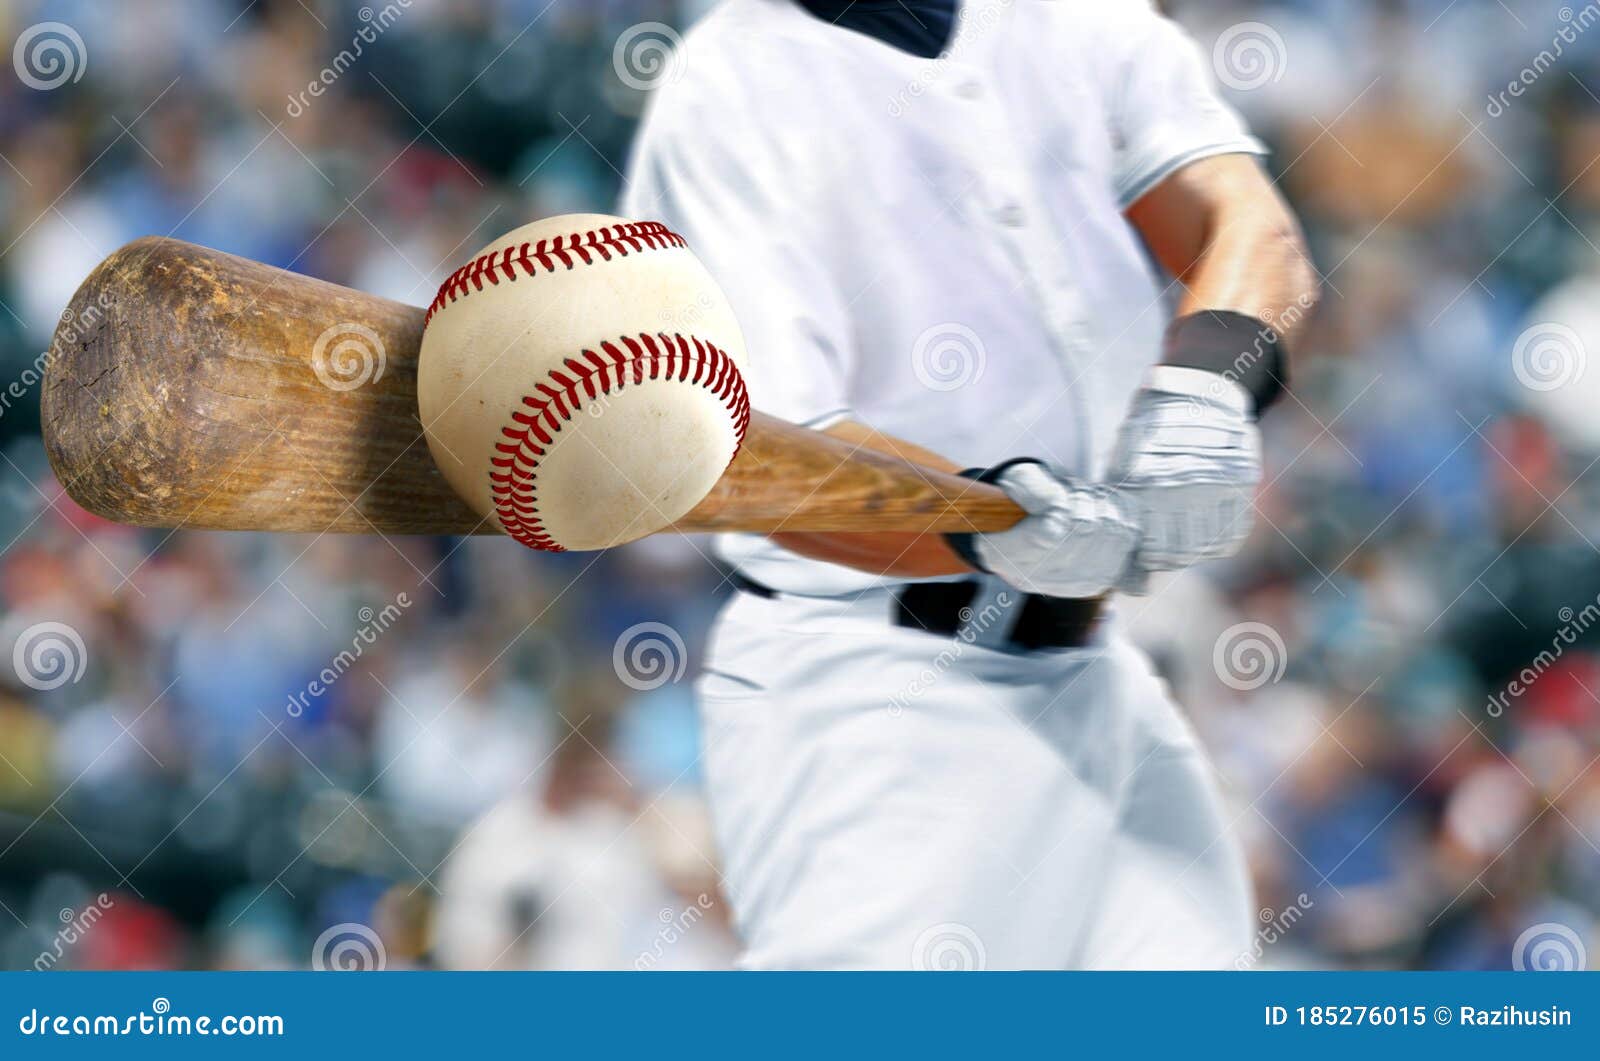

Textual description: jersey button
[994,202,1025,227]
[956,80,982,99]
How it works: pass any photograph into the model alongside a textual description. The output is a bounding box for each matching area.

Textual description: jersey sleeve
[619,81,855,429]
[1105,4,1268,207]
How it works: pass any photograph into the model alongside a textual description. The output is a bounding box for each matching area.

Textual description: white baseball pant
[694,585,1253,969]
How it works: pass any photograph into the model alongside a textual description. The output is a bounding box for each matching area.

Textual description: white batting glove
[1107,365,1262,572]
[969,462,1140,598]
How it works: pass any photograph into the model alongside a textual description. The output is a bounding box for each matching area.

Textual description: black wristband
[1164,310,1289,416]
[942,457,1045,573]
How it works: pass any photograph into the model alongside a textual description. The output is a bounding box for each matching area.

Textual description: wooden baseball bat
[39,237,1023,542]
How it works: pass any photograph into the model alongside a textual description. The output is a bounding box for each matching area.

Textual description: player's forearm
[768,420,975,578]
[1169,206,1317,354]
[1107,156,1318,580]
[1129,153,1319,359]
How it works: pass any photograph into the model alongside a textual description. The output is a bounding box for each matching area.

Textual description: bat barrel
[41,237,482,535]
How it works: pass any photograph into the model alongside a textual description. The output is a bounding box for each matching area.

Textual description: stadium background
[0,0,1597,970]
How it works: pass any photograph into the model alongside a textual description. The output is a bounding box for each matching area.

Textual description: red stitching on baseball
[488,333,750,552]
[424,222,687,325]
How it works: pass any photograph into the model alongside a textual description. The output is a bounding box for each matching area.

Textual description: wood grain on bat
[42,238,1022,538]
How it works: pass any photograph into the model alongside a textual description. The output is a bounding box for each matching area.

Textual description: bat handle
[892,475,1027,534]
[678,413,1028,535]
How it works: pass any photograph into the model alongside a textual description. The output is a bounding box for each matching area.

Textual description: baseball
[417,214,751,552]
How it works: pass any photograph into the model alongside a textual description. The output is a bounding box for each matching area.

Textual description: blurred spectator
[432,713,735,970]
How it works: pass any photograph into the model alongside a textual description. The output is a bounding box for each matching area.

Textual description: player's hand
[968,462,1139,598]
[1107,365,1261,572]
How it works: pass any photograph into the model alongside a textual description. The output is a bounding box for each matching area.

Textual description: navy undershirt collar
[795,1,959,59]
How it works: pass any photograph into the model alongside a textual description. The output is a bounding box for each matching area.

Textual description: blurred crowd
[0,0,1597,970]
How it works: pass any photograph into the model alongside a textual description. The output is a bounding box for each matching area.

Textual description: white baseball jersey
[623,0,1262,595]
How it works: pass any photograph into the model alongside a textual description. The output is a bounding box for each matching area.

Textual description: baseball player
[621,0,1318,968]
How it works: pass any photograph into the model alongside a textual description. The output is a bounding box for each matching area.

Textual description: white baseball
[418,214,751,552]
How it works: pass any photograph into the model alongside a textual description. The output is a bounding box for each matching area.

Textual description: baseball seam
[489,333,751,552]
[424,221,687,325]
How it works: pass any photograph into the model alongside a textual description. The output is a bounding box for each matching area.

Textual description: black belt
[728,573,1103,651]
